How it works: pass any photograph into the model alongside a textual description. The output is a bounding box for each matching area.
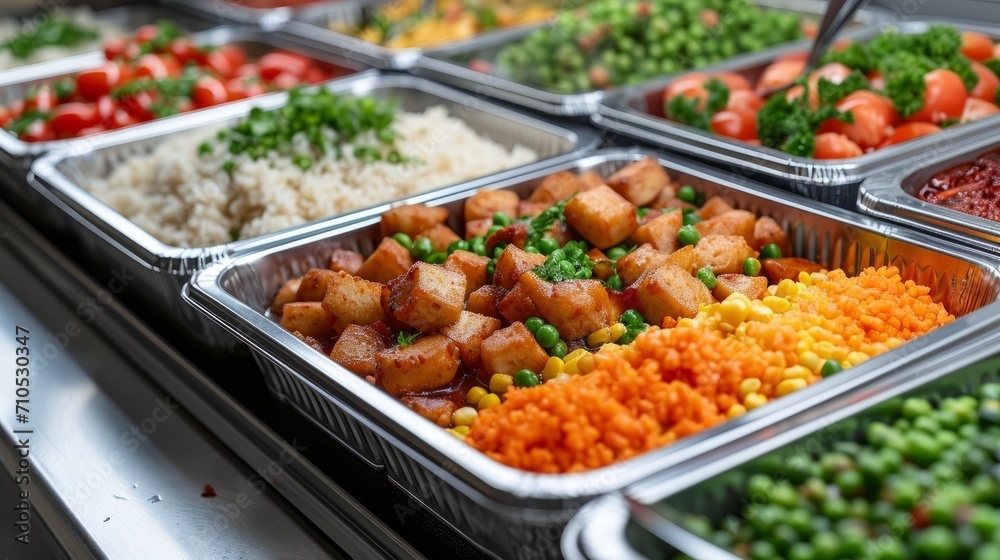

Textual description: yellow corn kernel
[554,372,572,382]
[783,365,812,380]
[842,361,852,369]
[762,296,791,314]
[577,353,596,374]
[799,351,822,373]
[718,297,751,327]
[727,404,747,419]
[798,271,812,285]
[810,272,827,284]
[489,374,513,395]
[564,359,581,376]
[885,337,903,350]
[452,406,478,427]
[609,323,627,342]
[775,279,798,298]
[452,425,471,435]
[744,392,768,410]
[847,351,869,366]
[447,428,466,440]
[587,326,613,347]
[776,378,808,397]
[564,348,590,363]
[466,386,488,406]
[814,341,835,359]
[738,378,762,399]
[748,303,774,322]
[542,356,565,381]
[833,347,850,362]
[677,317,695,328]
[477,393,501,411]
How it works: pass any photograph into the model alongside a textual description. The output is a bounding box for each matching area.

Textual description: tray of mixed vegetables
[185,146,1000,560]
[595,21,1000,208]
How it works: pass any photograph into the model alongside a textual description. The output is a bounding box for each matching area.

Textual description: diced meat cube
[440,311,503,368]
[376,334,460,396]
[479,323,550,379]
[520,274,617,340]
[633,209,683,253]
[605,158,669,207]
[577,170,605,190]
[617,244,669,286]
[444,250,490,298]
[329,248,364,275]
[401,396,458,427]
[271,278,302,314]
[321,271,386,335]
[498,281,541,324]
[635,265,713,324]
[754,216,790,255]
[416,223,462,253]
[466,285,505,319]
[387,262,466,333]
[693,235,757,275]
[714,274,769,301]
[564,185,638,249]
[356,238,413,284]
[695,210,756,246]
[493,244,546,290]
[330,324,388,378]
[280,302,335,340]
[466,218,492,240]
[296,269,339,301]
[698,196,735,219]
[380,204,449,238]
[529,171,585,206]
[465,190,520,222]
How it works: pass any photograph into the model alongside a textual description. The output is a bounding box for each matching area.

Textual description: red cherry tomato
[664,73,709,107]
[866,71,885,91]
[192,76,229,109]
[205,51,235,79]
[103,37,128,60]
[879,122,942,149]
[820,104,887,149]
[76,61,123,102]
[259,52,313,81]
[907,69,967,124]
[0,106,10,128]
[813,132,863,159]
[135,54,181,80]
[270,72,302,90]
[96,95,115,121]
[710,109,758,141]
[756,59,806,95]
[712,72,752,92]
[106,109,140,130]
[235,64,259,79]
[76,125,106,137]
[970,61,1000,102]
[808,62,853,90]
[168,38,206,65]
[217,45,247,69]
[961,32,995,62]
[134,24,159,45]
[225,78,265,102]
[119,90,157,122]
[18,119,55,143]
[304,66,332,84]
[961,97,1000,123]
[50,103,101,137]
[726,89,765,113]
[24,86,55,113]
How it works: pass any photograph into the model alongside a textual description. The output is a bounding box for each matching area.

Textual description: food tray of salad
[411,0,874,116]
[568,346,1000,560]
[595,20,1000,208]
[859,135,1000,258]
[0,22,362,169]
[280,0,559,70]
[27,72,588,353]
[184,145,1000,559]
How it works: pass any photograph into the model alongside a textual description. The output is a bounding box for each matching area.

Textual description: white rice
[0,7,125,70]
[85,106,539,248]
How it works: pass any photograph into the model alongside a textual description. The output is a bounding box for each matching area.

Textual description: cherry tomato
[813,132,863,159]
[710,109,757,141]
[270,72,302,90]
[819,104,887,149]
[119,90,157,122]
[217,45,247,69]
[18,119,55,143]
[106,109,140,130]
[808,62,853,90]
[785,85,818,110]
[103,37,128,60]
[726,89,765,113]
[304,66,332,84]
[970,61,1000,102]
[469,59,493,74]
[134,24,159,45]
[259,52,313,81]
[205,51,235,79]
[961,97,1000,123]
[664,73,709,106]
[907,69,967,124]
[712,72,752,92]
[168,38,206,65]
[76,61,123,102]
[235,64,259,79]
[756,59,806,95]
[225,78,265,102]
[879,122,941,149]
[0,106,10,128]
[192,76,229,109]
[50,103,101,137]
[6,100,23,119]
[96,95,115,121]
[840,90,899,125]
[24,86,55,113]
[866,70,885,91]
[961,31,995,61]
[76,125,106,137]
[801,21,818,39]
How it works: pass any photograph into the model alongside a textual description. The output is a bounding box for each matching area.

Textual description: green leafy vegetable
[533,240,594,282]
[397,331,420,347]
[136,20,187,56]
[2,16,100,59]
[6,110,45,138]
[665,78,730,130]
[526,197,572,245]
[819,42,872,73]
[816,70,869,105]
[757,77,853,158]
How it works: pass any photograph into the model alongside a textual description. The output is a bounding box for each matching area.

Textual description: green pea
[891,477,923,509]
[606,275,623,290]
[548,249,566,264]
[743,257,762,277]
[902,397,933,419]
[514,369,540,388]
[908,430,943,466]
[525,317,545,334]
[486,224,503,238]
[820,360,843,377]
[535,324,560,349]
[391,232,413,250]
[494,245,506,259]
[538,237,560,255]
[678,225,700,246]
[447,240,468,254]
[606,246,628,260]
[470,238,487,256]
[973,542,1000,560]
[559,260,576,277]
[487,258,496,276]
[785,508,812,537]
[493,212,512,227]
[834,469,864,498]
[787,543,814,560]
[760,243,782,260]
[549,339,568,358]
[749,540,778,560]
[810,532,841,560]
[411,237,434,260]
[980,384,1000,400]
[678,184,697,203]
[913,526,960,558]
[822,497,849,520]
[696,267,717,290]
[621,309,644,326]
[426,251,447,264]
[524,244,540,254]
[682,212,702,226]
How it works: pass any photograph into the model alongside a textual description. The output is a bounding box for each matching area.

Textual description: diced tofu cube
[693,235,756,275]
[521,274,618,340]
[356,238,413,284]
[466,285,505,319]
[320,271,386,335]
[529,170,585,206]
[498,281,541,324]
[633,209,683,253]
[380,204,449,238]
[416,223,462,253]
[714,274,769,301]
[271,278,302,314]
[493,244,546,290]
[616,244,669,286]
[694,210,756,246]
[440,311,503,368]
[296,269,339,301]
[577,170,606,190]
[517,201,546,218]
[754,216,790,255]
[564,185,638,249]
[464,190,520,222]
[638,208,664,227]
[330,324,388,378]
[465,218,492,240]
[387,262,466,333]
[329,248,364,275]
[655,196,696,212]
[280,302,335,340]
[376,334,460,396]
[664,245,696,273]
[479,323,550,380]
[606,158,670,207]
[698,196,735,219]
[635,265,713,325]
[401,396,458,427]
[444,250,490,298]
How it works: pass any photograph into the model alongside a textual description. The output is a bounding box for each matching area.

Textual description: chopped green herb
[6,110,45,138]
[198,141,213,155]
[397,331,421,347]
[2,16,100,59]
[533,240,594,282]
[757,77,854,158]
[665,78,730,130]
[136,20,186,56]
